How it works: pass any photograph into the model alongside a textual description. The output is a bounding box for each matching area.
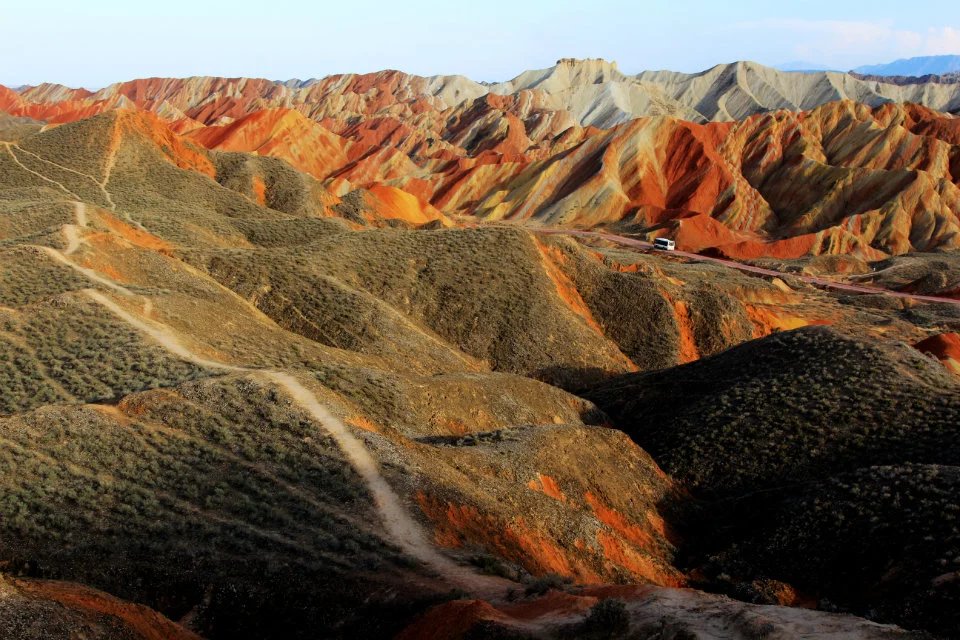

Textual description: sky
[1,0,959,88]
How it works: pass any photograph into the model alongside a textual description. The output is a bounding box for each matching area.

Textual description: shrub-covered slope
[0,106,954,638]
[585,326,960,495]
[585,326,960,635]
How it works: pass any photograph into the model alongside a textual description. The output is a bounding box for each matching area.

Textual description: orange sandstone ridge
[4,69,960,258]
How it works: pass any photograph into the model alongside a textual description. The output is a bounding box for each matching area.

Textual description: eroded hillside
[0,107,956,639]
[585,327,960,636]
[4,62,960,261]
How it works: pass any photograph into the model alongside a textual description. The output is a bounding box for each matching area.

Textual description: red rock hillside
[4,70,960,259]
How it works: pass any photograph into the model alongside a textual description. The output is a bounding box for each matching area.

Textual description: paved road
[538,228,960,307]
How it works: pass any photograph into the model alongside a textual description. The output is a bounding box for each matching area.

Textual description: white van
[653,238,676,251]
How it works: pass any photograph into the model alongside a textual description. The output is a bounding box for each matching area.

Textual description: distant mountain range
[853,54,960,76]
[4,59,960,132]
[777,55,960,77]
[3,57,960,259]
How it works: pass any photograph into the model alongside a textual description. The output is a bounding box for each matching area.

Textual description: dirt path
[83,290,242,372]
[100,128,120,211]
[5,134,121,213]
[259,371,510,597]
[3,142,81,200]
[41,247,135,297]
[5,138,130,246]
[88,290,508,595]
[13,140,119,213]
[540,229,960,306]
[74,200,88,228]
[63,202,88,255]
[42,244,509,597]
[10,144,114,208]
[62,225,82,255]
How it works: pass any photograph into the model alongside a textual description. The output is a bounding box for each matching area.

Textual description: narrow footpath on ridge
[35,202,513,600]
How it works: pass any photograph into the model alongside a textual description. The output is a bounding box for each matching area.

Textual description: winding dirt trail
[260,371,510,597]
[62,226,81,255]
[3,142,81,200]
[9,143,114,208]
[88,289,507,595]
[42,247,135,296]
[40,244,510,597]
[74,201,88,228]
[99,127,120,211]
[82,290,243,372]
[540,229,960,306]
[63,202,88,255]
[7,130,122,213]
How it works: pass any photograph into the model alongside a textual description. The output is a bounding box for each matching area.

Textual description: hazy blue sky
[2,0,958,88]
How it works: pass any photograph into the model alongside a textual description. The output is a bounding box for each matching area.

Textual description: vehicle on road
[653,238,676,251]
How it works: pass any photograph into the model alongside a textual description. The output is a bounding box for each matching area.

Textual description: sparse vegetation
[577,599,632,639]
[2,298,210,407]
[0,375,424,639]
[214,151,335,219]
[587,326,960,636]
[184,226,656,387]
[698,464,960,637]
[418,428,521,447]
[587,326,960,496]
[524,573,571,596]
[0,247,90,306]
[0,200,75,247]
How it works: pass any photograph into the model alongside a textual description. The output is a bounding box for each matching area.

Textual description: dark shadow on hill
[581,326,960,637]
[0,375,453,639]
[529,365,626,393]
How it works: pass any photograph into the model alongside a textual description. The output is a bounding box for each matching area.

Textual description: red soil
[99,211,174,255]
[914,333,960,374]
[415,491,601,582]
[584,492,655,549]
[527,474,567,502]
[14,577,200,640]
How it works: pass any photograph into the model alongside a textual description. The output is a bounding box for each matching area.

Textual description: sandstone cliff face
[195,99,960,258]
[915,332,960,375]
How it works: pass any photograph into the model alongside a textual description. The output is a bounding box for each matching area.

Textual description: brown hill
[4,65,960,260]
[0,105,956,638]
[0,576,199,640]
[583,326,960,635]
